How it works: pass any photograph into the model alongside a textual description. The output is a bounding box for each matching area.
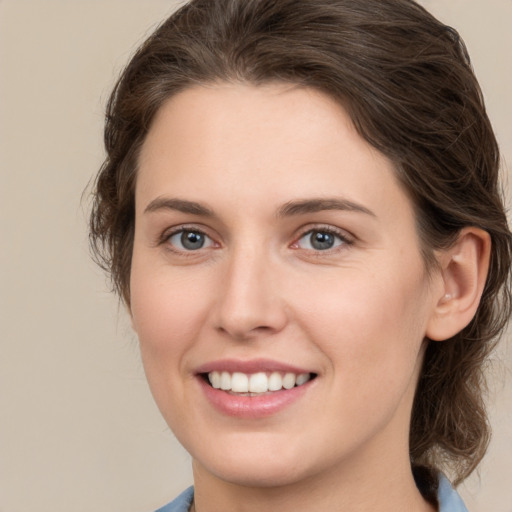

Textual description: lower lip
[197,377,313,419]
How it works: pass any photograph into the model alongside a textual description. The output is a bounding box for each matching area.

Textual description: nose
[213,243,288,340]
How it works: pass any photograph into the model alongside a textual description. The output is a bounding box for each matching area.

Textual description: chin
[201,458,306,488]
[190,437,313,488]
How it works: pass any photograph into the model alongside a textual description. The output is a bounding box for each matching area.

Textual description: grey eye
[169,230,213,250]
[297,230,344,251]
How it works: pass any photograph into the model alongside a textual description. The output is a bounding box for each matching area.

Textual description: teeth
[296,373,310,386]
[249,372,268,393]
[268,372,283,391]
[220,371,231,390]
[231,372,249,392]
[282,373,296,389]
[210,371,221,389]
[207,371,311,394]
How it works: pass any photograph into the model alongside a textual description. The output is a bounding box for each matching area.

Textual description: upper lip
[195,358,314,375]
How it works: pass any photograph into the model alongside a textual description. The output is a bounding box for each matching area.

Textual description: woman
[89,0,512,510]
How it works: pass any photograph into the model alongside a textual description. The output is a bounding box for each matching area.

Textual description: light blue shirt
[155,474,468,511]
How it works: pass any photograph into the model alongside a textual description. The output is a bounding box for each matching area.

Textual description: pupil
[181,231,204,250]
[311,231,334,250]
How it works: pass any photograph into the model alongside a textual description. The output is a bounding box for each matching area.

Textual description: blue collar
[155,474,468,511]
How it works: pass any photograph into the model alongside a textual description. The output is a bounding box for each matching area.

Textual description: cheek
[129,263,204,421]
[129,258,207,403]
[298,261,430,386]
[130,253,209,347]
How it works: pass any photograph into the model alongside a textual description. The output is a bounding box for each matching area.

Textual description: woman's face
[131,83,443,489]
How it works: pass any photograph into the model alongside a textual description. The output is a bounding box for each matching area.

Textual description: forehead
[138,82,358,172]
[136,83,413,225]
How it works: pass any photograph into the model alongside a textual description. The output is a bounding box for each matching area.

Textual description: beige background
[0,1,510,511]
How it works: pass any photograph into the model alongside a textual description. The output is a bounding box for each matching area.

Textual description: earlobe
[426,227,491,342]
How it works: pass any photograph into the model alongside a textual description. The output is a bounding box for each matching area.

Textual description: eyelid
[291,224,355,250]
[159,224,220,252]
[156,222,354,254]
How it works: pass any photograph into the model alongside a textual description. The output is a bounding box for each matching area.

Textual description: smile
[207,371,313,394]
[196,360,318,418]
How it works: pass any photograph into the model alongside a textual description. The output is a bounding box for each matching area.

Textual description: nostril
[215,323,275,341]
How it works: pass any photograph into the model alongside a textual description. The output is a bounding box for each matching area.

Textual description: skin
[130,83,447,511]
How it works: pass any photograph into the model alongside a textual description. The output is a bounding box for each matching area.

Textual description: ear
[426,227,491,342]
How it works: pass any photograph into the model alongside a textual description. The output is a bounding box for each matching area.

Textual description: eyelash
[159,224,354,256]
[160,225,216,255]
[292,225,354,253]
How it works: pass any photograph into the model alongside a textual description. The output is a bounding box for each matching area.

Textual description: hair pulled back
[89,0,512,487]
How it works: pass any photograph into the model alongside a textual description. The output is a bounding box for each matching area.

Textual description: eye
[167,229,215,251]
[296,229,348,251]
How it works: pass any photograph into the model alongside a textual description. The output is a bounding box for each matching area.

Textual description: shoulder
[438,474,469,512]
[154,486,194,512]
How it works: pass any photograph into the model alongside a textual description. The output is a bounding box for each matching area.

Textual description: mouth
[201,371,317,396]
[195,359,318,417]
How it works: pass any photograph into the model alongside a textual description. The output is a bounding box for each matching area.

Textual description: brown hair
[89,0,512,489]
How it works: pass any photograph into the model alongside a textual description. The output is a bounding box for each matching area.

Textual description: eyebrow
[277,198,375,218]
[143,196,375,219]
[144,197,214,217]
